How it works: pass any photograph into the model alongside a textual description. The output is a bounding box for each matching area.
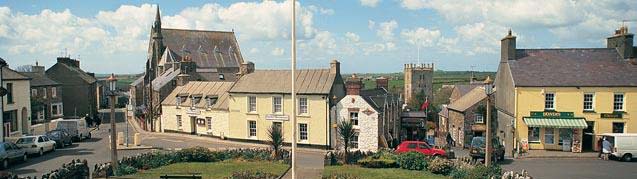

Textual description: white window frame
[351,132,359,149]
[299,97,308,115]
[37,109,45,120]
[299,123,308,141]
[248,96,257,113]
[349,112,359,126]
[544,93,555,110]
[613,93,624,112]
[51,103,63,117]
[31,89,37,97]
[176,115,182,128]
[544,128,555,144]
[176,97,182,108]
[248,120,257,138]
[272,96,283,114]
[583,93,594,111]
[42,87,47,99]
[51,87,57,97]
[206,117,212,131]
[475,114,484,124]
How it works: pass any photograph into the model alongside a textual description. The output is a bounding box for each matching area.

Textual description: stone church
[130,7,245,130]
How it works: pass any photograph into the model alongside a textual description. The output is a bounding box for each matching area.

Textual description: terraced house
[227,60,345,148]
[495,28,637,156]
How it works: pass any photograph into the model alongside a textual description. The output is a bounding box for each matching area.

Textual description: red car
[396,141,447,157]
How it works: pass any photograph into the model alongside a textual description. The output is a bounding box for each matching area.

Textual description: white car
[15,135,57,156]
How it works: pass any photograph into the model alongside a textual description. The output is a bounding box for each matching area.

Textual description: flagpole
[290,0,298,179]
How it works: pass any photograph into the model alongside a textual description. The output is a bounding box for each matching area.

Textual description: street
[501,159,637,179]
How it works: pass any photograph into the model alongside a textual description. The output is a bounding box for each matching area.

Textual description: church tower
[404,63,434,105]
[147,5,165,81]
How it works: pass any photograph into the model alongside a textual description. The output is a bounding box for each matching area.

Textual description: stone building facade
[20,63,63,124]
[46,57,97,118]
[2,66,32,138]
[403,63,434,105]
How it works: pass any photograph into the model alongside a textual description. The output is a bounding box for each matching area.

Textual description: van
[600,133,637,162]
[50,118,91,141]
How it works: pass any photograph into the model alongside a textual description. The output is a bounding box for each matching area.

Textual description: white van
[50,118,91,141]
[600,133,637,162]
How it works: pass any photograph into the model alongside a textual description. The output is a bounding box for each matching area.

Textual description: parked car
[396,141,448,157]
[0,142,28,169]
[600,133,637,162]
[51,118,91,141]
[15,135,57,156]
[46,130,73,148]
[469,136,505,161]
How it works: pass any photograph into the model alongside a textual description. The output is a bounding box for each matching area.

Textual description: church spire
[152,5,162,39]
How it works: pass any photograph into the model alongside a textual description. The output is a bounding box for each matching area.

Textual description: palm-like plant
[267,125,284,159]
[338,120,355,164]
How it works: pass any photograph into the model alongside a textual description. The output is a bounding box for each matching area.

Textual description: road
[501,158,637,179]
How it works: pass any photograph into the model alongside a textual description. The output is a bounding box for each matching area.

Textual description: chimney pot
[345,74,362,95]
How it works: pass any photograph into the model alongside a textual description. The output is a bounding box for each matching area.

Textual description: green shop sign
[600,113,623,118]
[530,111,574,118]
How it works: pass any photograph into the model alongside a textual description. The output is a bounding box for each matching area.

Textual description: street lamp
[483,76,494,166]
[107,73,119,172]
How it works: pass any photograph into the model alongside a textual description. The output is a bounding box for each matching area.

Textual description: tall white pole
[291,0,298,178]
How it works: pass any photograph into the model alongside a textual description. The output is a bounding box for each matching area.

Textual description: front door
[190,116,197,134]
[582,121,595,151]
[22,107,29,135]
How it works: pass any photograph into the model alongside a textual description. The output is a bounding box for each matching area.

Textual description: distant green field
[354,71,495,93]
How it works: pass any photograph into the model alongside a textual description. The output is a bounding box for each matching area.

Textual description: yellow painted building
[227,60,345,148]
[495,29,637,155]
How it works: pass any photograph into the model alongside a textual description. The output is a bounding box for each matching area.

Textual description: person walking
[597,138,603,159]
[602,137,612,160]
[85,114,92,128]
[94,113,101,130]
[446,132,455,147]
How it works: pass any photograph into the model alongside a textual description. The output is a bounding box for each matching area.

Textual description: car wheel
[39,148,44,156]
[622,154,632,162]
[22,154,28,162]
[52,145,56,152]
[2,159,8,169]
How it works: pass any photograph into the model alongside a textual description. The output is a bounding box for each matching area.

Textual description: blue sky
[0,0,635,74]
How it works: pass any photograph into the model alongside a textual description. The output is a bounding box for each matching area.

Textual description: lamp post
[0,57,6,142]
[290,1,297,178]
[483,76,494,166]
[107,73,119,172]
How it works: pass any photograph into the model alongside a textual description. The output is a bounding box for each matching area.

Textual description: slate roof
[20,72,60,86]
[510,48,637,87]
[448,87,487,112]
[2,67,30,80]
[161,28,244,69]
[130,75,144,86]
[51,63,96,84]
[152,68,180,91]
[229,69,337,95]
[454,84,481,97]
[161,81,234,110]
[359,88,399,112]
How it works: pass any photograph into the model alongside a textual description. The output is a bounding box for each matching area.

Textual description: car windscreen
[471,137,485,148]
[47,131,61,138]
[16,137,36,144]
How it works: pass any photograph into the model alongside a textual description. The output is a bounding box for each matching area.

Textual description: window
[407,143,417,149]
[475,114,484,124]
[206,117,212,130]
[51,103,63,116]
[528,127,540,142]
[351,132,359,149]
[3,110,17,132]
[559,128,572,145]
[52,87,57,97]
[544,128,555,144]
[206,96,218,109]
[612,122,625,133]
[191,95,202,108]
[31,89,37,97]
[248,121,257,137]
[248,96,257,112]
[42,87,47,99]
[299,123,308,141]
[583,93,594,111]
[613,93,624,111]
[299,97,308,115]
[6,83,13,104]
[176,97,182,106]
[273,96,282,113]
[350,112,359,126]
[544,93,554,110]
[37,110,45,120]
[418,143,430,149]
[176,115,182,127]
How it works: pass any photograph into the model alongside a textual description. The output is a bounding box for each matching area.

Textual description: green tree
[338,120,355,164]
[267,125,284,159]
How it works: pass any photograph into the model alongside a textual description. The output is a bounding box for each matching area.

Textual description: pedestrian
[85,114,92,128]
[94,114,101,130]
[597,137,603,159]
[602,137,612,160]
[446,132,455,147]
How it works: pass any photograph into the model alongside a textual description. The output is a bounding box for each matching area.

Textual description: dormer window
[191,94,203,108]
[206,95,219,109]
[176,93,189,108]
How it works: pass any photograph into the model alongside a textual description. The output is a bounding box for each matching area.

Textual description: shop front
[520,111,588,153]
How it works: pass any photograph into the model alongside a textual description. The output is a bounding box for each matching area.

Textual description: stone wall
[335,95,380,152]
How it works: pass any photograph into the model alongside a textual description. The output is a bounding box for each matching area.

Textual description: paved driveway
[501,158,637,179]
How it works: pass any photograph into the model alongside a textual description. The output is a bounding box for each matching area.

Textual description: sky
[0,0,635,74]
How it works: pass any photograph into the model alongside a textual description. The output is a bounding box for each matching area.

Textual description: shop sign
[186,108,200,115]
[530,111,574,118]
[265,114,289,121]
[600,113,622,118]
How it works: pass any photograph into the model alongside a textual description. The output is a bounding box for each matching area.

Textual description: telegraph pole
[290,0,298,178]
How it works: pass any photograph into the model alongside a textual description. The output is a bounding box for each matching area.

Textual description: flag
[420,98,430,111]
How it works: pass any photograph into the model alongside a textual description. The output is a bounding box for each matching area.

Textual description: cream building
[2,66,32,139]
[227,60,345,148]
[159,76,233,138]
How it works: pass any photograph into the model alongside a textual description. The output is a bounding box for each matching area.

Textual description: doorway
[21,107,28,135]
[190,116,197,134]
[582,121,594,151]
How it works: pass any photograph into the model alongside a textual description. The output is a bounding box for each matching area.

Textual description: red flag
[420,99,430,111]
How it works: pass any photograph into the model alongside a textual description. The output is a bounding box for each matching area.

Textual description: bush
[427,158,454,175]
[450,168,470,179]
[115,164,138,176]
[177,147,217,162]
[322,173,361,179]
[225,170,279,179]
[466,165,502,179]
[395,152,428,170]
[357,158,397,168]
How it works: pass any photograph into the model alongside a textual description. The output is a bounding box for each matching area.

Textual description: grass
[124,160,289,179]
[323,165,446,179]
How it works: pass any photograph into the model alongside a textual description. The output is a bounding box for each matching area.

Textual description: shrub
[449,168,470,179]
[395,152,428,170]
[115,164,138,176]
[466,165,502,179]
[225,170,279,179]
[176,147,217,162]
[322,173,361,179]
[357,158,397,168]
[427,158,454,175]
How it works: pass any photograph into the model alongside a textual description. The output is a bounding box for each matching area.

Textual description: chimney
[176,74,190,86]
[607,26,635,59]
[31,61,45,74]
[376,76,388,89]
[501,29,516,62]
[56,57,80,68]
[346,74,362,95]
[330,59,340,75]
[239,61,255,75]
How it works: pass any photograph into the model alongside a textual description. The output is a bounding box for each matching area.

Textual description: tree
[267,125,284,159]
[338,120,355,164]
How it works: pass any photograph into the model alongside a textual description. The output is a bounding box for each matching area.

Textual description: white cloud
[360,0,381,7]
[454,22,507,54]
[368,20,375,30]
[400,0,428,10]
[313,31,337,50]
[376,20,398,41]
[363,43,386,55]
[249,48,260,54]
[307,5,334,15]
[271,47,285,56]
[345,32,360,42]
[400,27,441,47]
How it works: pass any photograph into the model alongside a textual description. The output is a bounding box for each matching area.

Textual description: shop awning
[523,118,588,129]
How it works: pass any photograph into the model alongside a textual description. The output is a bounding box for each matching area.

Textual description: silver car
[1,142,28,169]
